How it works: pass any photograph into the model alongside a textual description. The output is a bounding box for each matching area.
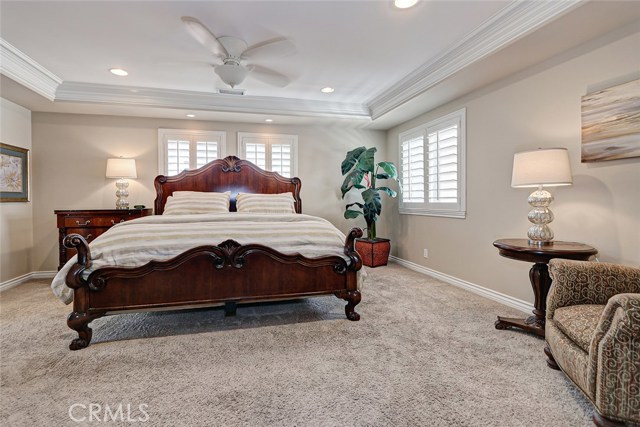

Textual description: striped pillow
[163,191,230,215]
[236,192,296,214]
[172,191,226,198]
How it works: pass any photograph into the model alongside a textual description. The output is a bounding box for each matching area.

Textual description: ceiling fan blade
[248,65,290,87]
[242,38,296,60]
[181,16,227,57]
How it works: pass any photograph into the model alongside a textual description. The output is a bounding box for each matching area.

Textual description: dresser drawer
[63,216,129,227]
[63,227,110,261]
[65,227,110,243]
[55,208,153,270]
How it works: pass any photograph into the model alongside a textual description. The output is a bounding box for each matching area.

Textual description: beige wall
[30,115,386,272]
[0,98,33,281]
[386,31,640,303]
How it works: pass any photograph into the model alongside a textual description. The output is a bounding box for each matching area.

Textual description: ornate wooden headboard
[153,156,302,214]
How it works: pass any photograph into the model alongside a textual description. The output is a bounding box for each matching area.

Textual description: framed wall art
[581,79,640,162]
[0,143,30,202]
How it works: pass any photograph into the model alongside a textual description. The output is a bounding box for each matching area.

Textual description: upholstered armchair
[545,259,640,427]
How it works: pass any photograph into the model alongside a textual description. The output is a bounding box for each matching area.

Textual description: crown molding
[1,1,584,121]
[55,82,371,119]
[368,0,585,120]
[0,38,62,101]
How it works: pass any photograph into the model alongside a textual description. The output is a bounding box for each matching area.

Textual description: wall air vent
[218,88,246,95]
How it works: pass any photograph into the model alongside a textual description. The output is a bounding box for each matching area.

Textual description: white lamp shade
[106,158,137,178]
[511,148,572,188]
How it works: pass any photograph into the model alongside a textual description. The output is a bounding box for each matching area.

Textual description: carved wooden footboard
[60,156,364,350]
[64,228,362,350]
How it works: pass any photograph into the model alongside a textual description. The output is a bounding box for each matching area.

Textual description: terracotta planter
[355,238,391,268]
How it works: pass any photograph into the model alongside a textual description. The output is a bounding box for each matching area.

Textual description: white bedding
[51,213,362,304]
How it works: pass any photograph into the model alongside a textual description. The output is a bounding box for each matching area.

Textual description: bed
[54,156,363,350]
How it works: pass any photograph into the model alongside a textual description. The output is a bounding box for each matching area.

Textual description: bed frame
[64,156,363,350]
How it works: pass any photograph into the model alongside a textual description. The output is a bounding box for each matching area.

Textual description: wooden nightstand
[55,208,153,270]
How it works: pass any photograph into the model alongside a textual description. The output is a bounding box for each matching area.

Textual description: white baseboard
[3,262,534,315]
[0,271,56,292]
[389,256,533,314]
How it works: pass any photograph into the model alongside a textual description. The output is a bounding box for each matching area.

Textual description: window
[238,132,298,177]
[158,129,226,175]
[398,108,466,218]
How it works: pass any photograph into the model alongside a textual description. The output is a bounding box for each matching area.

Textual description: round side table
[493,238,597,338]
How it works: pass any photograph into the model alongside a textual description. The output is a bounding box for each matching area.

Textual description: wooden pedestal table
[492,239,597,338]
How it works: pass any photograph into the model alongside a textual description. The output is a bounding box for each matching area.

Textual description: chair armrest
[547,259,640,319]
[588,293,640,422]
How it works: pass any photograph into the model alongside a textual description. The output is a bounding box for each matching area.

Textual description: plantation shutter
[195,141,218,168]
[243,139,267,170]
[398,108,465,218]
[401,133,425,203]
[167,139,190,176]
[158,130,226,176]
[238,133,298,178]
[427,123,458,203]
[270,142,292,177]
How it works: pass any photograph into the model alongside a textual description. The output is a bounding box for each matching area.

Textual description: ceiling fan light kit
[181,16,294,91]
[215,63,248,88]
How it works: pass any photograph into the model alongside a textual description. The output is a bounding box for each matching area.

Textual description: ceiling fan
[181,16,295,89]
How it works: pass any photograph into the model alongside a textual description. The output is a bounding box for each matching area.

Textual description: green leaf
[377,186,397,198]
[341,147,367,175]
[340,169,366,198]
[344,209,363,219]
[361,188,382,225]
[377,162,398,180]
[375,173,389,179]
[344,203,364,220]
[356,147,377,173]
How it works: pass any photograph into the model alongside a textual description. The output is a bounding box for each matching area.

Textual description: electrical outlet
[423,249,428,258]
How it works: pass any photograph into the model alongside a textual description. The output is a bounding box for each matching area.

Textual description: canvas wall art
[0,143,29,202]
[581,79,640,162]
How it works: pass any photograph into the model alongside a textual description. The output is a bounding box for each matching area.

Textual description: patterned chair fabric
[546,259,640,426]
[553,304,605,351]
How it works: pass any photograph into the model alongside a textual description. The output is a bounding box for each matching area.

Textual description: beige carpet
[1,263,593,426]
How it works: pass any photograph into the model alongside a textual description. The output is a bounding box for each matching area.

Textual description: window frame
[237,132,299,177]
[398,108,466,219]
[157,129,226,176]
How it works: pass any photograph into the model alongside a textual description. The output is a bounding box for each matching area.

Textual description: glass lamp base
[115,179,130,210]
[526,187,555,245]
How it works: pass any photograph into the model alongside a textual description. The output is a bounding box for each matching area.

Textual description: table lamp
[511,148,572,245]
[106,158,137,209]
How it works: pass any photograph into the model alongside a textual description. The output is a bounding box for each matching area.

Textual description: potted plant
[340,146,400,267]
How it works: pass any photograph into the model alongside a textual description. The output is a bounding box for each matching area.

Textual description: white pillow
[236,192,296,214]
[163,191,230,215]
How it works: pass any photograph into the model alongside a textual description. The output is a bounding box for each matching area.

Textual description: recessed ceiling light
[321,87,335,93]
[109,68,128,76]
[186,114,195,118]
[265,119,273,122]
[394,0,418,9]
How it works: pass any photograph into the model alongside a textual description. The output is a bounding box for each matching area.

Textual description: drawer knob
[76,220,91,226]
[111,219,125,225]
